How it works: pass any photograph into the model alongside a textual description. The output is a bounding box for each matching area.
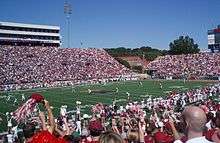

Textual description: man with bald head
[174,106,213,143]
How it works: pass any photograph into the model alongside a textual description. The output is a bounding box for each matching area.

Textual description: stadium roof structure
[0,21,61,46]
[0,21,60,30]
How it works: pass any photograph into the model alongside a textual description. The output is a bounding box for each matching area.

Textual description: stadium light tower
[64,1,72,48]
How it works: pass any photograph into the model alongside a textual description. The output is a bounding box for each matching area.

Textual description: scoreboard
[208,25,220,52]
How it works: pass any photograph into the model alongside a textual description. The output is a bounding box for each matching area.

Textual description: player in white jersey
[21,94,25,101]
[126,92,130,101]
[13,98,17,105]
[88,89,92,94]
[159,82,163,89]
[139,81,143,86]
[6,94,12,102]
[72,86,76,93]
[115,87,119,93]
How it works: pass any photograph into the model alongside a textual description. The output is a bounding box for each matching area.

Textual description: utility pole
[64,1,72,48]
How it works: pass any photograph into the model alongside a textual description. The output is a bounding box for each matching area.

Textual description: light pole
[64,1,72,48]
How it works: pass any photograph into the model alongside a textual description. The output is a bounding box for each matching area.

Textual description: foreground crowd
[147,53,220,79]
[0,46,132,90]
[1,83,220,143]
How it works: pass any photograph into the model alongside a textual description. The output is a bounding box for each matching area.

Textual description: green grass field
[0,80,216,132]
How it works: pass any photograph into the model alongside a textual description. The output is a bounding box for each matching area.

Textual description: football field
[0,80,216,132]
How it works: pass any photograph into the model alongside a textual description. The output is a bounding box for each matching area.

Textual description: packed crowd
[1,83,220,143]
[0,46,133,90]
[147,53,220,79]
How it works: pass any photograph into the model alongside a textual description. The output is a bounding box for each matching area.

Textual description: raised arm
[169,116,180,140]
[63,117,70,135]
[44,100,55,133]
[138,121,145,143]
[112,118,120,134]
[39,111,47,131]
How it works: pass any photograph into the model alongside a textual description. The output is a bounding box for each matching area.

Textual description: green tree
[169,36,200,55]
[115,57,131,69]
[144,51,162,61]
[105,46,169,61]
[132,65,143,73]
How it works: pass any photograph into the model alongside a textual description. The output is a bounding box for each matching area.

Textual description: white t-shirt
[206,120,212,130]
[174,136,213,143]
[7,134,13,143]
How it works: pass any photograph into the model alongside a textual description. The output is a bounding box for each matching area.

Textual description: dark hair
[22,124,36,139]
[89,120,103,137]
[207,112,214,122]
[175,122,185,133]
[63,135,75,143]
[215,111,220,128]
[90,129,102,137]
[145,122,155,135]
[216,111,220,119]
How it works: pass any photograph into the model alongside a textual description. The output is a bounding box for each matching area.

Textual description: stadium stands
[0,46,133,90]
[147,53,220,79]
[1,46,220,143]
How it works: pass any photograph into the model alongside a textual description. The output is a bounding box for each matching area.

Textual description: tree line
[105,35,200,61]
[105,35,200,73]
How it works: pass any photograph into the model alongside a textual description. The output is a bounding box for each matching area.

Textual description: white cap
[157,122,164,128]
[76,110,80,114]
[83,114,89,119]
[8,121,12,127]
[96,114,101,118]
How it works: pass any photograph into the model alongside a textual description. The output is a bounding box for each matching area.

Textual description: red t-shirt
[154,131,174,143]
[204,129,217,141]
[144,135,155,143]
[180,136,187,143]
[30,131,68,143]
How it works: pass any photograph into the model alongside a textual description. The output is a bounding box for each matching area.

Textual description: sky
[0,0,220,50]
